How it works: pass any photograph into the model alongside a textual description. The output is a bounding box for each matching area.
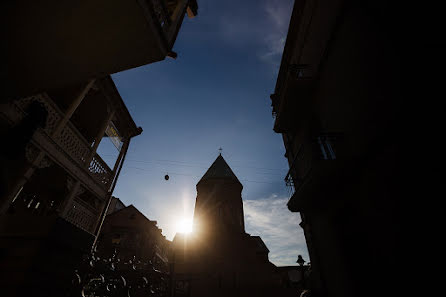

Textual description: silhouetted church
[171,154,289,297]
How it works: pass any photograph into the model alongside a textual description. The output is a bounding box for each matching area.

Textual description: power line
[101,154,287,170]
[100,155,287,176]
[120,165,284,185]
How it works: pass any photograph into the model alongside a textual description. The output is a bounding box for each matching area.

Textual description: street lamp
[296,255,306,292]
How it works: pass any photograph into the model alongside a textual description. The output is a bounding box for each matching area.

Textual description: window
[316,135,336,160]
[289,64,308,79]
[112,233,121,244]
[174,280,190,295]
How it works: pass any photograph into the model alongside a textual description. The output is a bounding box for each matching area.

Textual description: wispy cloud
[216,0,293,67]
[259,0,294,67]
[217,10,264,48]
[243,194,309,266]
[265,0,294,30]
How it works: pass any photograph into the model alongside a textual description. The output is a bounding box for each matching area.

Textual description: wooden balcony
[4,0,197,97]
[287,156,343,213]
[271,71,315,134]
[64,198,99,234]
[0,93,113,198]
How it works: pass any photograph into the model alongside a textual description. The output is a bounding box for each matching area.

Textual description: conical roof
[198,154,241,184]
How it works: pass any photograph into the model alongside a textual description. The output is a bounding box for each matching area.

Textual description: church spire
[194,154,245,234]
[198,154,241,185]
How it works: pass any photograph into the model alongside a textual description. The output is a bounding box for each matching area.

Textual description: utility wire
[101,154,286,170]
[120,165,284,185]
[101,155,287,176]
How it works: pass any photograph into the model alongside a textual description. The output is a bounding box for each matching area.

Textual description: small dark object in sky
[164,174,169,181]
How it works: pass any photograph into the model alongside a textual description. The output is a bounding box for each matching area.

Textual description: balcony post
[85,108,116,165]
[170,1,185,22]
[59,107,115,218]
[0,81,94,214]
[88,137,128,236]
[59,179,81,218]
[0,152,45,214]
[93,137,131,245]
[110,137,130,189]
[51,79,96,137]
[165,0,189,46]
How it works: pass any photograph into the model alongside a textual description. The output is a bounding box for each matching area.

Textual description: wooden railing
[64,199,98,234]
[14,94,113,189]
[16,94,61,133]
[89,154,112,188]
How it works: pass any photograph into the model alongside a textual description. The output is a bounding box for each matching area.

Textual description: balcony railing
[13,94,113,189]
[64,199,98,234]
[89,154,113,188]
[284,144,312,197]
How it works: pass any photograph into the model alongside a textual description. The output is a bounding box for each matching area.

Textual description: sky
[97,0,308,266]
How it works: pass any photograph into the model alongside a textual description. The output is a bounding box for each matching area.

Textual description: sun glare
[176,217,193,234]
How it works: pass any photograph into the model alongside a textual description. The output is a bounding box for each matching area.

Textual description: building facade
[3,0,198,98]
[270,1,403,297]
[106,196,127,215]
[1,2,200,295]
[96,204,171,272]
[0,76,142,296]
[276,264,310,296]
[171,155,287,297]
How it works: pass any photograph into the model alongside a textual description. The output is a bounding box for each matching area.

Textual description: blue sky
[98,0,308,266]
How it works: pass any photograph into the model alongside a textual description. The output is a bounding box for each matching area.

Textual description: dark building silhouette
[1,1,200,295]
[0,76,141,297]
[106,196,127,215]
[276,264,310,295]
[96,204,171,272]
[171,155,295,297]
[2,0,199,98]
[269,1,419,297]
[194,154,246,236]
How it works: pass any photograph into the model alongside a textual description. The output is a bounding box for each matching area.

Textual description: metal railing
[284,144,311,197]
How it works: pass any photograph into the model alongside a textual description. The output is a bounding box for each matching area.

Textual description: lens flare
[175,217,193,234]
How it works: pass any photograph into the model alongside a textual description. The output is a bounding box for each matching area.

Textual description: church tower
[171,154,282,297]
[193,154,245,235]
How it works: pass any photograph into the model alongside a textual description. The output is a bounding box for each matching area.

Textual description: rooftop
[198,154,241,185]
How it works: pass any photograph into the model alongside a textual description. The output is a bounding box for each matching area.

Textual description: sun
[175,217,193,234]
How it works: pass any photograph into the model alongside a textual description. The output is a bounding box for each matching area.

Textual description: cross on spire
[218,147,223,155]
